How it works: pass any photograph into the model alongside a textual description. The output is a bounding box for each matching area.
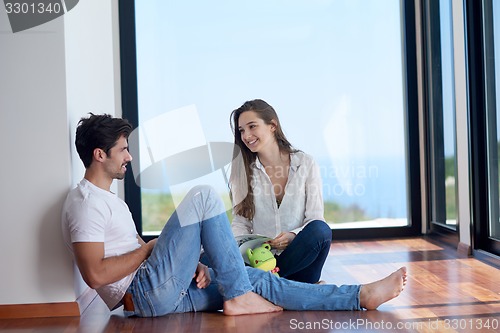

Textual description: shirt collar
[254,156,264,170]
[289,152,300,172]
[253,152,300,172]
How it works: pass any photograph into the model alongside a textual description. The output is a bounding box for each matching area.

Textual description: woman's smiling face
[238,111,277,153]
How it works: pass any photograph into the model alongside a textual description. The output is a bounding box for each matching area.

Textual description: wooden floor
[1,237,499,332]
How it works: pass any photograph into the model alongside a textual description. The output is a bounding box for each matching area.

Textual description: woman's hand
[193,262,211,289]
[268,232,296,251]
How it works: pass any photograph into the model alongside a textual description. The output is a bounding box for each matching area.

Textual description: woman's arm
[305,158,325,220]
[231,213,253,236]
[290,157,325,234]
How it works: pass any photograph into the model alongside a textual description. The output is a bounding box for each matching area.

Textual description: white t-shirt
[61,178,140,310]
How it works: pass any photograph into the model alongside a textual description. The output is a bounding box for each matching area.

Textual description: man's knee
[188,184,217,198]
[186,185,225,214]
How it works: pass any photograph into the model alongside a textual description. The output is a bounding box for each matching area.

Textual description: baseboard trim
[76,287,98,315]
[472,249,500,269]
[0,301,80,319]
[457,242,472,257]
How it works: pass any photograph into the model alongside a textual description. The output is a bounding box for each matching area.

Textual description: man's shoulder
[63,182,85,207]
[65,180,93,204]
[64,180,112,214]
[62,183,116,234]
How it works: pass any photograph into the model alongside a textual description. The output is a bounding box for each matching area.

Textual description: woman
[229,99,332,283]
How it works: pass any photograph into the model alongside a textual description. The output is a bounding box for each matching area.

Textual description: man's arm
[73,239,156,289]
[137,235,146,246]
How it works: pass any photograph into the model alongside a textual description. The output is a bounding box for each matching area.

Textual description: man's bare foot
[223,292,283,316]
[359,267,407,310]
[315,280,326,285]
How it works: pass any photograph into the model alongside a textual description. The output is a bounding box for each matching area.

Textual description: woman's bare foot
[315,280,326,285]
[359,267,407,310]
[223,292,283,316]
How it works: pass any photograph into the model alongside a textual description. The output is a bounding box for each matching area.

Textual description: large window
[467,0,500,257]
[120,0,421,239]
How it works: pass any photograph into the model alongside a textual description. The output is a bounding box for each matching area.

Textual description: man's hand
[144,238,157,256]
[193,262,211,289]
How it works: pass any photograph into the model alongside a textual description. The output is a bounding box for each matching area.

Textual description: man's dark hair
[75,113,133,168]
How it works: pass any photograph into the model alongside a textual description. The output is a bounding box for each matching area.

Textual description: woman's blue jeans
[125,185,360,317]
[276,220,332,283]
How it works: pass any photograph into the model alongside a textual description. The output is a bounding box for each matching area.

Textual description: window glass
[134,0,409,235]
[440,0,458,226]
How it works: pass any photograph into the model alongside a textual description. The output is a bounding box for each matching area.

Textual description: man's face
[103,135,133,180]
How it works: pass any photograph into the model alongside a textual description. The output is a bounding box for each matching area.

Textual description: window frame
[466,0,500,259]
[421,0,460,243]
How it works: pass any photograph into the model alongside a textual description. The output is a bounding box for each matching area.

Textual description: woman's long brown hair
[229,99,296,220]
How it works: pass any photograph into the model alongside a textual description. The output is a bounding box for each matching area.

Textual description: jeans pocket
[144,276,187,317]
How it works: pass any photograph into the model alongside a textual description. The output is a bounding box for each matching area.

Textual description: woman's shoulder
[291,151,316,165]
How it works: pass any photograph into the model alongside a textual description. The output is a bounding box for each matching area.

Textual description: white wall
[0,0,121,306]
[0,9,74,304]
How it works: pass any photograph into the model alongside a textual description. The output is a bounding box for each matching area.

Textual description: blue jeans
[126,185,361,317]
[276,220,332,283]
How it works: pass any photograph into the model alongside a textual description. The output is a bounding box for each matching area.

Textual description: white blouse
[231,151,325,238]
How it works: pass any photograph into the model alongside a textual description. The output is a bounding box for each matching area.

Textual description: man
[62,113,407,317]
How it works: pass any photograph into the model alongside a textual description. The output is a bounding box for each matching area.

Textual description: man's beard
[115,172,126,180]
